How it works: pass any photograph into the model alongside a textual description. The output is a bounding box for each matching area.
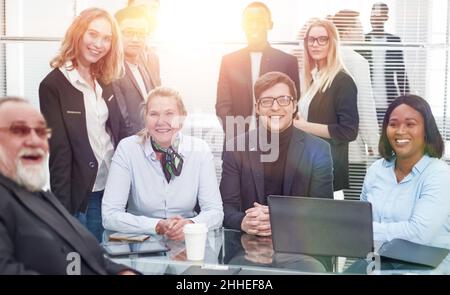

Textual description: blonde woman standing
[295,19,358,195]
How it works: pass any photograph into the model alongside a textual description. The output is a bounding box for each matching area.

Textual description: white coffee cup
[183,223,208,261]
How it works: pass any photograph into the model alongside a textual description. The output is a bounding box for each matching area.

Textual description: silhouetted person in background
[331,10,379,194]
[362,2,410,126]
[127,0,160,34]
[216,2,300,142]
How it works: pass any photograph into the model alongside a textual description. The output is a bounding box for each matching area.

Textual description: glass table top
[106,228,450,275]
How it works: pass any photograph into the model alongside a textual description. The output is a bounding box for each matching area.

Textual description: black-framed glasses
[258,95,294,108]
[306,36,329,46]
[122,29,148,39]
[0,124,52,139]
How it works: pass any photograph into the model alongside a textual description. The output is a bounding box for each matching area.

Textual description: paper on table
[108,232,150,242]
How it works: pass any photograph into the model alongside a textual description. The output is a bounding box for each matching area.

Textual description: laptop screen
[268,195,373,258]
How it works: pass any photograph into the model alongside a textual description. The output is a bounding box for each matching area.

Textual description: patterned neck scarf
[150,137,184,183]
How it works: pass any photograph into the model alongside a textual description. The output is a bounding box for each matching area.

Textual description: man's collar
[0,172,44,194]
[246,43,271,53]
[0,172,18,188]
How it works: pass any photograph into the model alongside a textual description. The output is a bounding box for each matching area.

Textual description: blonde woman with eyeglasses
[294,19,358,196]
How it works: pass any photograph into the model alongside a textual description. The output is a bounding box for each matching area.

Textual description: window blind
[0,0,449,199]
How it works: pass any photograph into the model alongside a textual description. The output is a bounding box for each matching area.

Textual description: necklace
[395,166,409,182]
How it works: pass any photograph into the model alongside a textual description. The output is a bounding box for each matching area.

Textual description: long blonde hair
[302,19,349,97]
[50,7,124,84]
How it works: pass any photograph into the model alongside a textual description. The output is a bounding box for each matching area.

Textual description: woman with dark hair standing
[39,8,125,242]
[361,94,450,248]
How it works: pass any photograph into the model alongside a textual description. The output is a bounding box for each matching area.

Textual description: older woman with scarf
[102,87,223,240]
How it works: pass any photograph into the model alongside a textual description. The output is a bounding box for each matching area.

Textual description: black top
[307,70,358,191]
[263,125,293,200]
[220,127,334,230]
[39,68,126,214]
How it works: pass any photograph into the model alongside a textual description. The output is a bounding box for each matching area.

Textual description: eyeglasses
[0,124,52,139]
[306,36,329,46]
[258,95,294,108]
[122,30,148,39]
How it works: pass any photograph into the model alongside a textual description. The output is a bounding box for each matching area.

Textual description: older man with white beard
[0,97,136,275]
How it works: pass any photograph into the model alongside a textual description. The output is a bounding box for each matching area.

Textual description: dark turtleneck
[262,125,293,202]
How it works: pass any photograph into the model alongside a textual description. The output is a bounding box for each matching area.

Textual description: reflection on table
[107,228,450,275]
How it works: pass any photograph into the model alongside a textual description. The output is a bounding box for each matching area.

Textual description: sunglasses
[0,124,52,139]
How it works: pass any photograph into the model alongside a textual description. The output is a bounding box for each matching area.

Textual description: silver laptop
[268,195,373,258]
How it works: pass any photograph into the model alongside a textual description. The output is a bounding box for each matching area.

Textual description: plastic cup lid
[183,223,208,233]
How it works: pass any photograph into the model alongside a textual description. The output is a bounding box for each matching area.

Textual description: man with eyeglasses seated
[220,72,334,236]
[110,5,161,136]
[0,97,136,274]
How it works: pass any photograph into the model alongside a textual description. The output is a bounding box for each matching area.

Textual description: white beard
[0,146,48,192]
[14,155,48,192]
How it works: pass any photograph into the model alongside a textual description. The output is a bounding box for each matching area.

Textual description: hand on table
[241,202,271,236]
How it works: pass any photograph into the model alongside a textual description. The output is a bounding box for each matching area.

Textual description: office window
[1,0,449,198]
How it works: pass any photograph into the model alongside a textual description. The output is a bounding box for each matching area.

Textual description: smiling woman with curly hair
[39,7,126,242]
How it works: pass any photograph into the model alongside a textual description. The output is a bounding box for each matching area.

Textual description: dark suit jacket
[111,48,161,136]
[307,71,358,191]
[220,127,334,231]
[0,174,130,275]
[216,45,300,138]
[39,68,126,214]
[361,32,410,104]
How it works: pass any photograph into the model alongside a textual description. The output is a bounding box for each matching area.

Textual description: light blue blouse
[361,154,450,249]
[102,134,224,234]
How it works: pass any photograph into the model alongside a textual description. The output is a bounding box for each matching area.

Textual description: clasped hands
[155,215,193,241]
[241,202,271,236]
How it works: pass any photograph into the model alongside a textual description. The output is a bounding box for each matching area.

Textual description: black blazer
[39,68,126,214]
[216,45,300,138]
[220,127,334,231]
[361,32,410,104]
[110,48,161,136]
[306,71,358,191]
[0,174,129,275]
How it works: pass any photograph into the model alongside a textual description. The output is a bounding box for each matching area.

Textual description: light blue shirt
[102,134,224,234]
[361,154,450,249]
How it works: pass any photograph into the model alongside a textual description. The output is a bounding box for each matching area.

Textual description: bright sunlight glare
[153,0,248,46]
